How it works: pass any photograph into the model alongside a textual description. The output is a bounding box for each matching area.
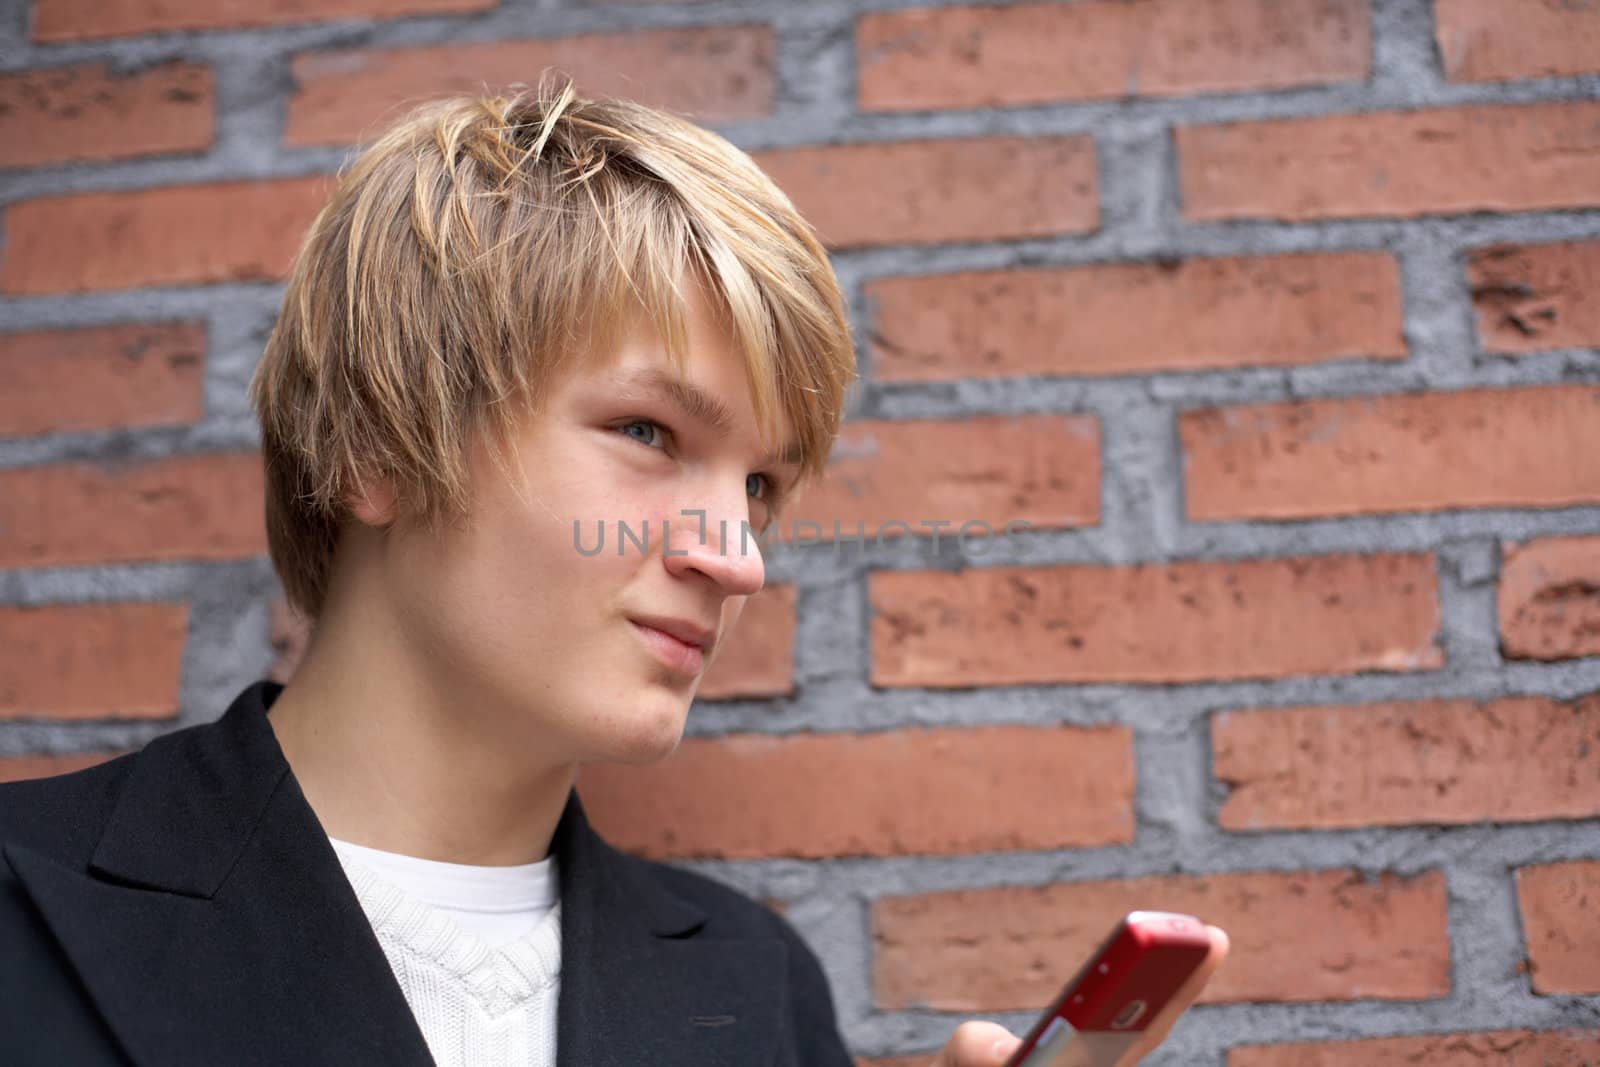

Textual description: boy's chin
[599,732,686,768]
[592,701,691,766]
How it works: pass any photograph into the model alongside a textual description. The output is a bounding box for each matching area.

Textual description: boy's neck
[264,607,576,869]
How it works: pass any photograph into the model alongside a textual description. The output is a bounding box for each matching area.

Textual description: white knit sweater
[329,837,562,1067]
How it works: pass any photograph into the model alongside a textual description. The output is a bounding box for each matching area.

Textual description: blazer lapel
[553,792,788,1067]
[3,681,434,1067]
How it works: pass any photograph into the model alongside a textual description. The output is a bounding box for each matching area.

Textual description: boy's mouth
[627,616,713,676]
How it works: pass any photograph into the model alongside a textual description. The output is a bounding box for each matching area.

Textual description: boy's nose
[661,504,766,596]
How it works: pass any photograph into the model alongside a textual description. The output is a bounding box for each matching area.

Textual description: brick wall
[2,0,1598,1062]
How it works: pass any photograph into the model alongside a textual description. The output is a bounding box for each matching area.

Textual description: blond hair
[250,80,856,621]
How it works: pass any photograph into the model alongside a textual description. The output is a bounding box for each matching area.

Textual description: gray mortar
[2,0,1598,1061]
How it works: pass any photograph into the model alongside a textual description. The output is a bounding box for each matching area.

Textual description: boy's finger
[930,1020,1022,1067]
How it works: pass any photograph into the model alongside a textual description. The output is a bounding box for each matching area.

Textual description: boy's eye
[616,419,776,503]
[616,419,666,449]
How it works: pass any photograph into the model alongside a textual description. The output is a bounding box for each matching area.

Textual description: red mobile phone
[1003,911,1214,1067]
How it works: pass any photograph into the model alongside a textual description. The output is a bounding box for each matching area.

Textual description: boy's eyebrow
[616,368,805,466]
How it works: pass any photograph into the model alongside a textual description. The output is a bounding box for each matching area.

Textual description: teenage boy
[0,82,1223,1066]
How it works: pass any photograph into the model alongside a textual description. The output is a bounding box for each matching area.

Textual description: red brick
[0,61,211,169]
[0,751,125,783]
[697,584,796,700]
[858,0,1368,112]
[0,602,188,720]
[1230,1030,1600,1067]
[1500,536,1600,662]
[0,453,266,569]
[1436,0,1600,83]
[1468,241,1600,354]
[1214,695,1600,831]
[33,0,493,42]
[872,869,1449,1010]
[870,553,1441,688]
[867,252,1404,383]
[782,416,1098,541]
[1182,386,1600,522]
[1518,861,1600,995]
[286,27,774,147]
[0,323,205,436]
[1179,102,1600,221]
[577,724,1133,859]
[753,137,1097,249]
[0,177,329,295]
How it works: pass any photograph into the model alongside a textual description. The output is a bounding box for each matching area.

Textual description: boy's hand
[929,925,1229,1067]
[928,1020,1023,1066]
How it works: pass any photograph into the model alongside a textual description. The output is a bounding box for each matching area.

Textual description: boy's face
[365,277,800,767]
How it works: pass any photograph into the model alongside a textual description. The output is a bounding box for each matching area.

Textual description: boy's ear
[345,472,399,527]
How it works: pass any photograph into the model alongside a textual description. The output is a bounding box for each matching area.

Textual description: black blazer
[0,680,854,1066]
